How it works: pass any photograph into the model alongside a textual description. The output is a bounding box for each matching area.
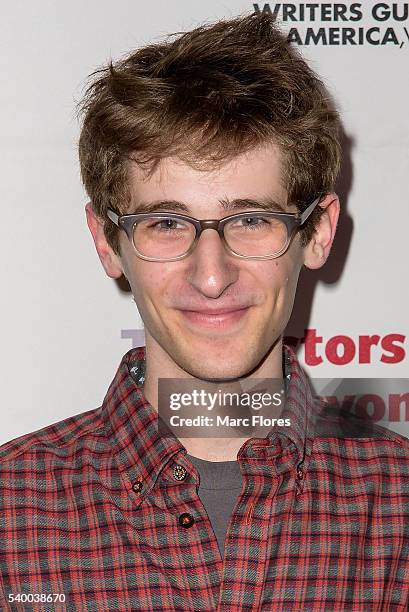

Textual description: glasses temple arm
[299,196,321,226]
[107,209,120,226]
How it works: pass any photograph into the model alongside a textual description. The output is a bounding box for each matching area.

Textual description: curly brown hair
[78,13,341,254]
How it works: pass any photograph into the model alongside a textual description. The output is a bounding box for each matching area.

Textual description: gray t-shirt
[186,454,242,558]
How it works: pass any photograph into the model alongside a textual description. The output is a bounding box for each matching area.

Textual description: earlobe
[85,203,124,279]
[303,193,340,270]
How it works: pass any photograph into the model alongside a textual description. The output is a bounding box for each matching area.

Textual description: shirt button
[132,480,143,493]
[178,513,195,528]
[173,464,187,481]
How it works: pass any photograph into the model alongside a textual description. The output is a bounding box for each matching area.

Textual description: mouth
[178,306,251,331]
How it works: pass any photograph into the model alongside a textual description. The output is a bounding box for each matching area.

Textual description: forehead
[127,144,288,211]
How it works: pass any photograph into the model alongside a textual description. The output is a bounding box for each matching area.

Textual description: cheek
[259,257,299,292]
[253,254,303,320]
[126,262,174,312]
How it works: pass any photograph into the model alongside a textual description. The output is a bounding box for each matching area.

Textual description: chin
[174,349,258,381]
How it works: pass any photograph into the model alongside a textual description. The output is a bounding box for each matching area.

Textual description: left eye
[157,219,179,230]
[241,217,267,226]
[232,216,270,229]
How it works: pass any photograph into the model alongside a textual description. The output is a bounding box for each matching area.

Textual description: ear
[85,203,124,279]
[303,193,340,270]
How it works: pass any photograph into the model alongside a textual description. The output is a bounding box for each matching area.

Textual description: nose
[186,228,239,299]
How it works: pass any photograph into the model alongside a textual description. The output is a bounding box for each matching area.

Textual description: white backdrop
[1,0,408,444]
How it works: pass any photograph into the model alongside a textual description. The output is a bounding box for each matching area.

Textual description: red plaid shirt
[1,347,408,611]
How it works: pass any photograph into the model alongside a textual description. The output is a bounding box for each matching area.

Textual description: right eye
[146,218,186,231]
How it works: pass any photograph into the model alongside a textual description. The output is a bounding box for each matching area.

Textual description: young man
[1,14,408,611]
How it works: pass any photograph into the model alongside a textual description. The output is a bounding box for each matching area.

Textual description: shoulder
[312,401,409,472]
[0,406,107,472]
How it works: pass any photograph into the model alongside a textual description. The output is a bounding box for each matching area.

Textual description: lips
[178,306,251,331]
[180,306,250,315]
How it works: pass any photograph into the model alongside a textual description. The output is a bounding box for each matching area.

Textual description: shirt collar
[102,345,317,500]
[101,347,184,502]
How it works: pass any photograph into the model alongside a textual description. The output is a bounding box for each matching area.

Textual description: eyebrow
[129,197,288,215]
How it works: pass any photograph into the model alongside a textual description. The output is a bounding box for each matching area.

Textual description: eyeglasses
[107,195,321,262]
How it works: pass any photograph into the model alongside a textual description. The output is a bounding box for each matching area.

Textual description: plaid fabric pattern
[1,346,408,611]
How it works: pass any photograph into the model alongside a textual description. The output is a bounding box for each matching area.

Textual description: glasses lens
[133,216,196,259]
[224,214,289,257]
